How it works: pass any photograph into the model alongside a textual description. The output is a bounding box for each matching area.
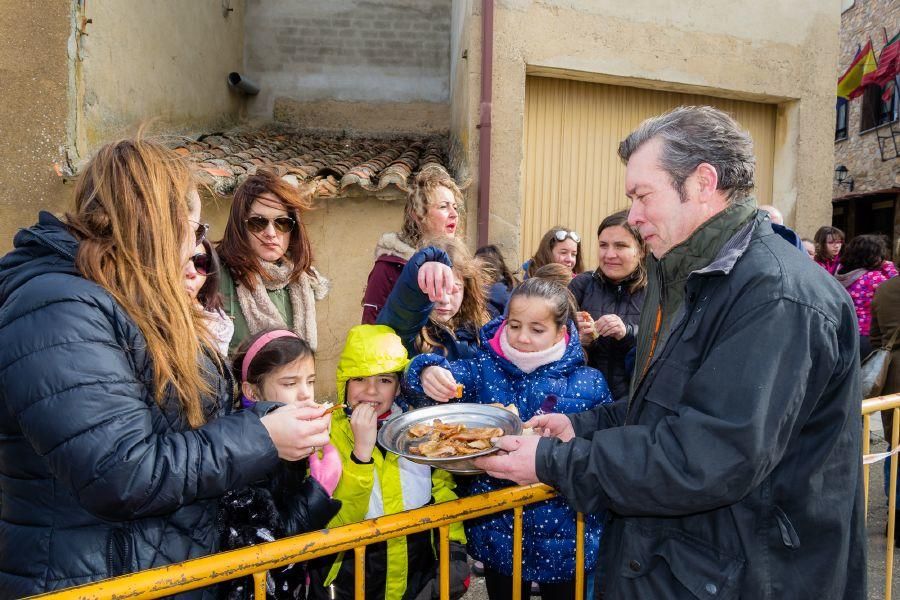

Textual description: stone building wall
[833,0,900,197]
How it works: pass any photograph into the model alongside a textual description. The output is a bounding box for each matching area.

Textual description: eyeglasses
[189,253,212,276]
[245,215,296,234]
[554,230,581,243]
[190,220,210,245]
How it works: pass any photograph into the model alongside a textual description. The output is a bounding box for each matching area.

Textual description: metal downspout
[477,0,494,247]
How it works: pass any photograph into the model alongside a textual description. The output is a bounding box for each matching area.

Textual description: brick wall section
[834,0,900,197]
[244,0,450,116]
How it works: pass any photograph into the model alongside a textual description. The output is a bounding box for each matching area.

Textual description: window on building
[860,84,899,132]
[836,99,848,141]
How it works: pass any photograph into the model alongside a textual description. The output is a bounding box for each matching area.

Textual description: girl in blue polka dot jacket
[403,277,613,599]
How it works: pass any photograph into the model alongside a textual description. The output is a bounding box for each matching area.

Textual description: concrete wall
[455,0,840,260]
[74,0,246,156]
[833,0,900,196]
[243,0,451,120]
[0,1,71,253]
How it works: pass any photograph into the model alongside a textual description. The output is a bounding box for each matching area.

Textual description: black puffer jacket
[0,213,280,597]
[568,270,645,400]
[536,213,866,598]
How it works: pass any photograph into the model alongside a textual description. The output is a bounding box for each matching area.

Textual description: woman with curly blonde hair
[361,165,465,324]
[0,138,331,596]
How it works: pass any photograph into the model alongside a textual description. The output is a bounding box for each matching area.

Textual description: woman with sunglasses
[184,238,234,356]
[218,170,330,355]
[0,138,332,596]
[361,165,465,324]
[524,227,584,278]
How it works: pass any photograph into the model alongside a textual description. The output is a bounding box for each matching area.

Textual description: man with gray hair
[477,106,865,598]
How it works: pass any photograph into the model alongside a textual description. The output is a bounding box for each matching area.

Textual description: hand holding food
[350,404,378,462]
[260,404,332,461]
[524,412,575,442]
[420,366,459,402]
[576,311,598,345]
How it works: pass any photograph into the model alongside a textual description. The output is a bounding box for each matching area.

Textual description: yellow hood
[335,325,409,407]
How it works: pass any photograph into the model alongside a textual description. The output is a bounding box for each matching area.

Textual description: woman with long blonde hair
[0,138,331,596]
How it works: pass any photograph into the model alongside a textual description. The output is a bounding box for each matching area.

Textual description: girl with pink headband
[219,328,343,600]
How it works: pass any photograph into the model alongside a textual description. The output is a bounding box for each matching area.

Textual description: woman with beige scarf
[218,170,330,355]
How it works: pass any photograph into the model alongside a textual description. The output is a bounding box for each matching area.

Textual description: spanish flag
[837,41,878,100]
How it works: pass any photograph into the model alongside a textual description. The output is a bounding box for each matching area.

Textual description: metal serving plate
[377,403,522,475]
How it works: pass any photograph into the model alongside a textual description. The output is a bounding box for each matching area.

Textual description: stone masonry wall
[834,0,900,197]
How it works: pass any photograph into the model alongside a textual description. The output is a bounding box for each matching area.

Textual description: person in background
[802,237,816,259]
[570,210,648,401]
[376,236,489,362]
[218,170,330,355]
[475,244,518,318]
[220,329,342,600]
[307,325,468,600]
[0,138,332,597]
[814,225,845,275]
[531,262,575,287]
[183,238,234,356]
[871,268,900,544]
[361,166,465,324]
[758,203,804,250]
[405,278,612,600]
[524,227,583,278]
[835,234,898,360]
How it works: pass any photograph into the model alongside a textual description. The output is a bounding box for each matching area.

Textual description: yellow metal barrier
[32,483,567,600]
[32,394,899,600]
[863,393,900,600]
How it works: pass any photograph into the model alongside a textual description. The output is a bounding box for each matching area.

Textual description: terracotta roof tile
[169,126,452,197]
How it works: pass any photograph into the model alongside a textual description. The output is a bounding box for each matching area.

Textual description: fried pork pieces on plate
[407,419,504,457]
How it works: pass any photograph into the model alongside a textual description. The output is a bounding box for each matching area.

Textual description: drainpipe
[476,0,494,248]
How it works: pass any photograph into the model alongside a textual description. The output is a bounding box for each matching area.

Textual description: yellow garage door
[522,76,777,264]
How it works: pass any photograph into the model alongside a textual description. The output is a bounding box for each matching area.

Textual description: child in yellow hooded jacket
[306,325,468,600]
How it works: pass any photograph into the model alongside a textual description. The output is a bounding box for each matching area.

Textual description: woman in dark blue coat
[376,236,489,361]
[0,139,332,597]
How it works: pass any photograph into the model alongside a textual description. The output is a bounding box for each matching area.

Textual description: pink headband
[241,330,299,381]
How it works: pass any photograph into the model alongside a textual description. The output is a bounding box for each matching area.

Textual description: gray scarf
[235,260,330,351]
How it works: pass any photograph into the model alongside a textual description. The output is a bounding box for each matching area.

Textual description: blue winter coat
[404,317,613,582]
[0,213,279,597]
[376,246,479,361]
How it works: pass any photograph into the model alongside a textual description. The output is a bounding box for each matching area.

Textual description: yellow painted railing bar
[354,546,366,600]
[438,526,450,600]
[512,506,523,599]
[864,413,871,519]
[32,483,556,600]
[862,394,900,414]
[575,512,585,600]
[252,571,266,599]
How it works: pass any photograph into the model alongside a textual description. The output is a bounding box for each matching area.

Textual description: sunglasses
[554,230,581,243]
[245,215,296,234]
[190,220,210,245]
[189,253,213,276]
